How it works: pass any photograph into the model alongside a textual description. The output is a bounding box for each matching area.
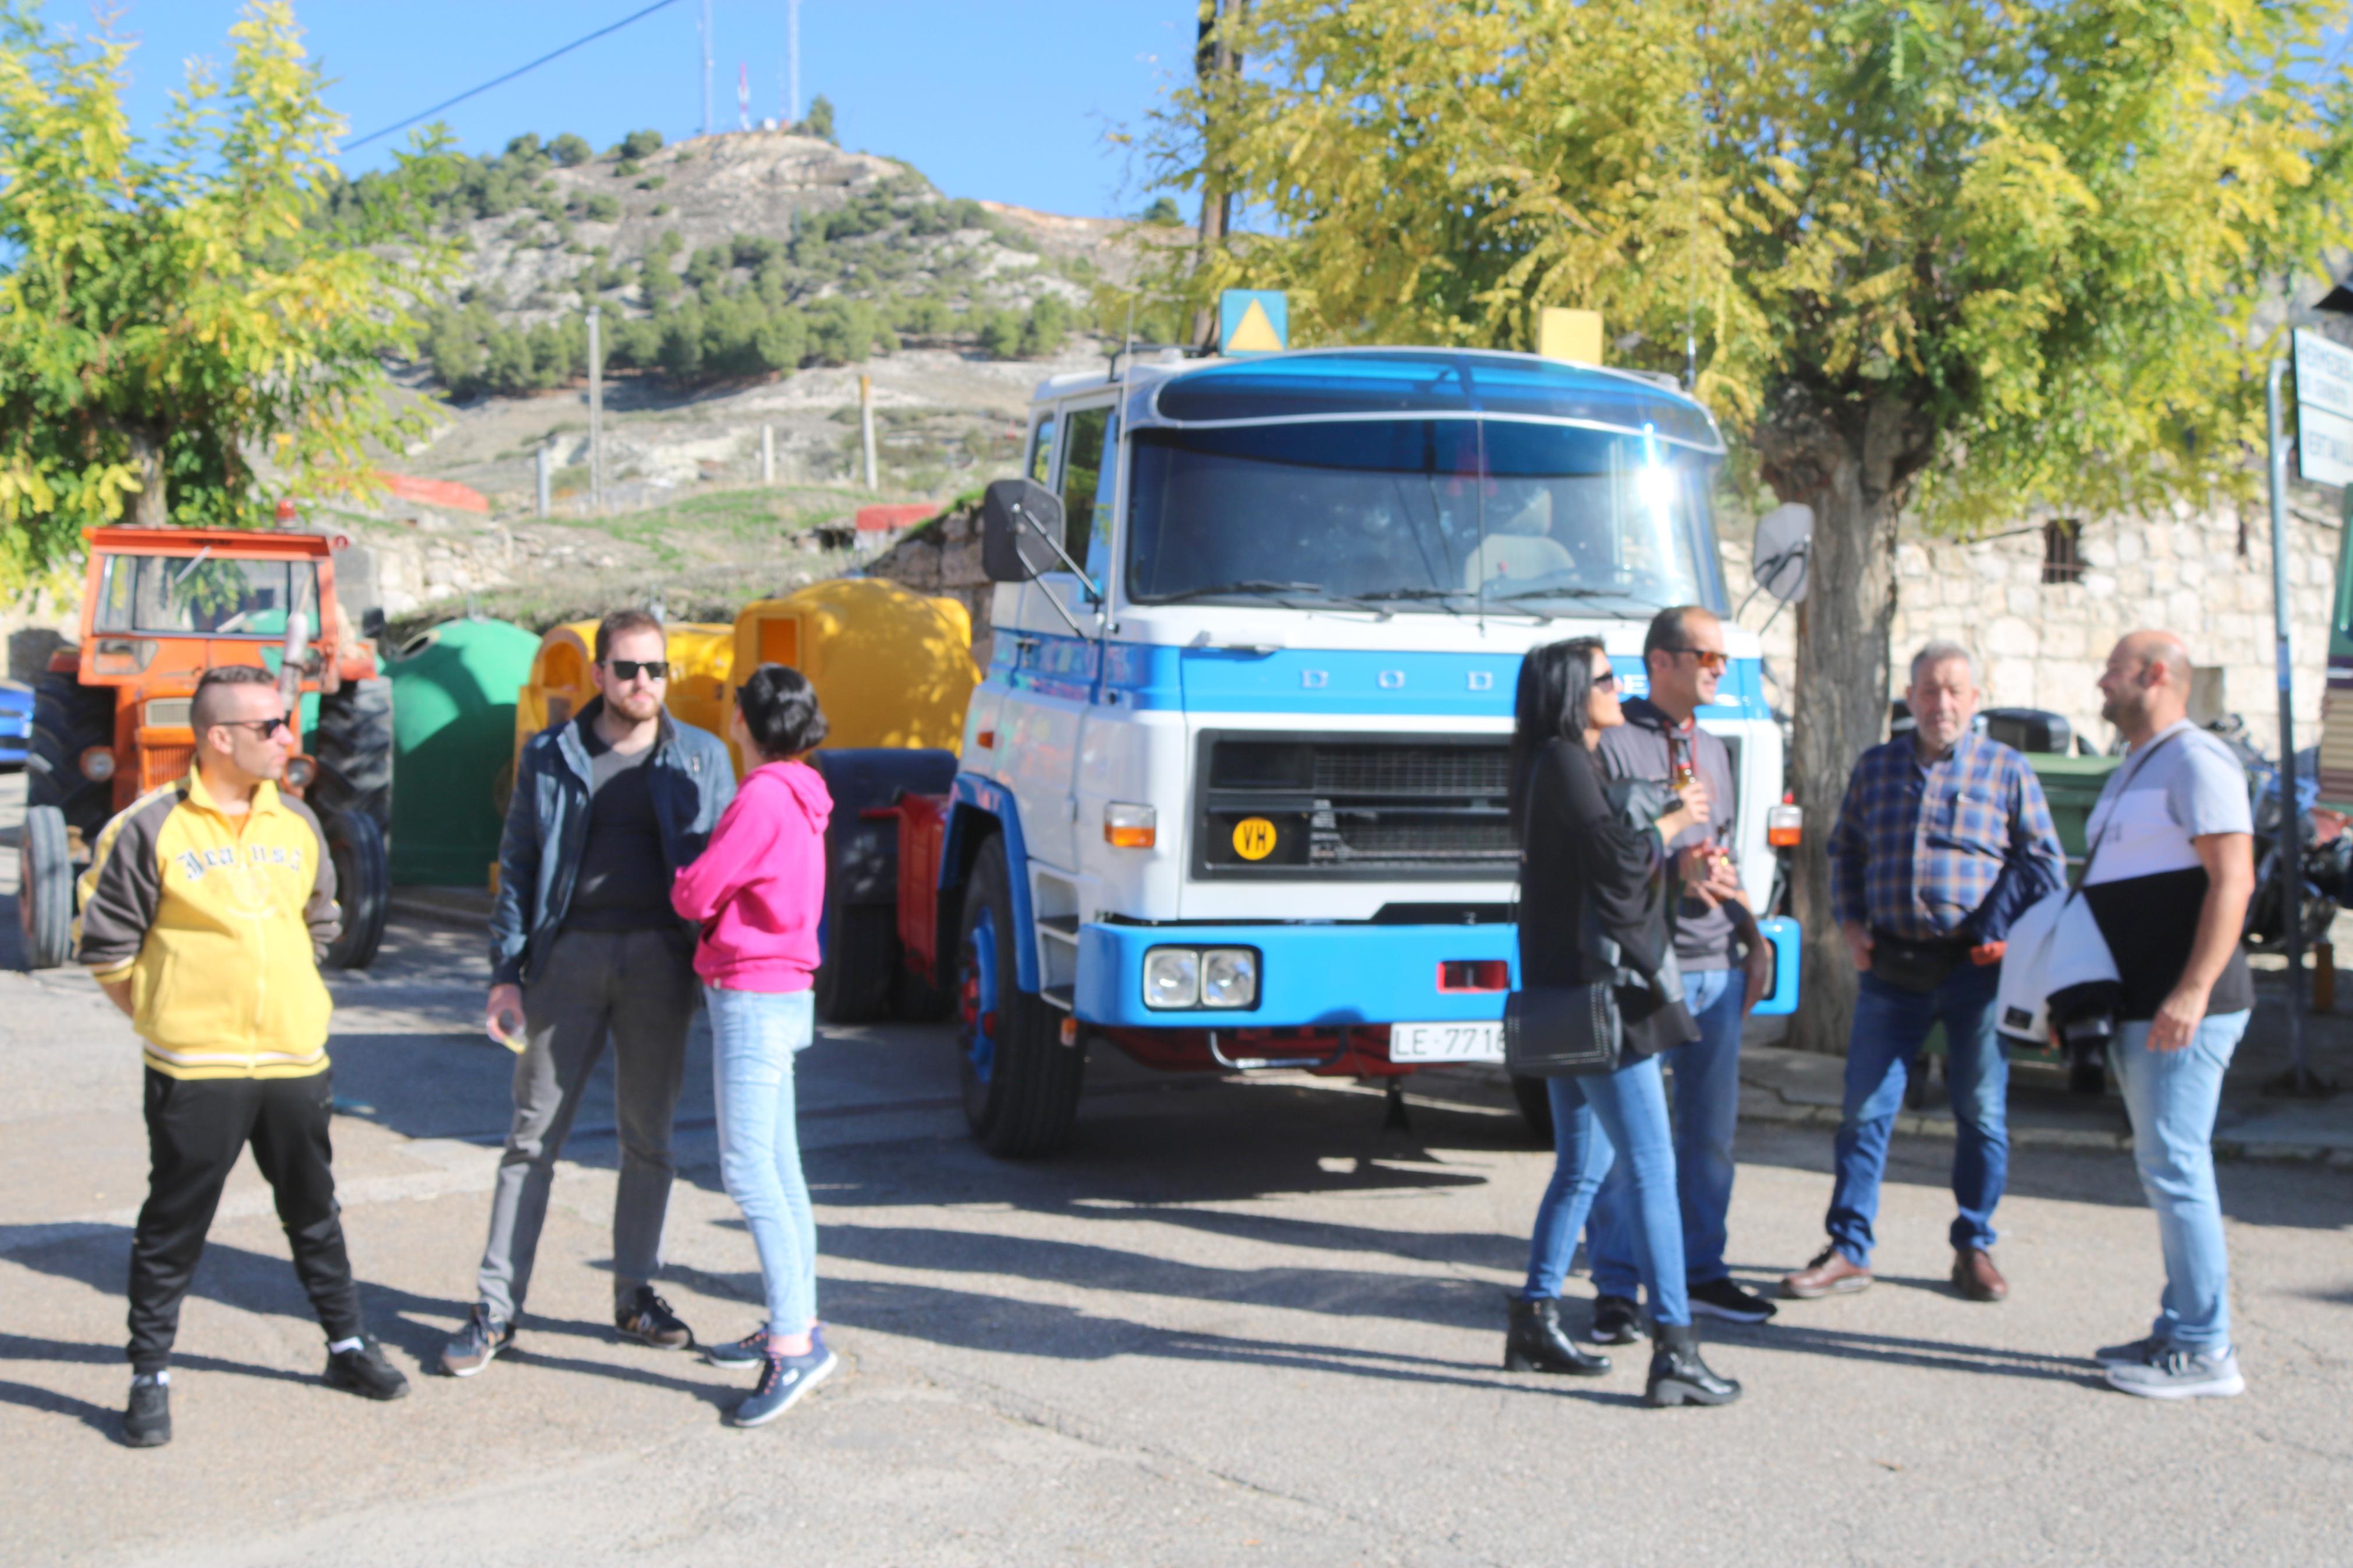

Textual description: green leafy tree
[803,94,835,145]
[548,131,591,167]
[0,1,453,586]
[619,127,663,161]
[1139,194,1182,226]
[1148,0,2353,1049]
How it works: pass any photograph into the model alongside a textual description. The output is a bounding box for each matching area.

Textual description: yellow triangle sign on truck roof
[1219,290,1288,355]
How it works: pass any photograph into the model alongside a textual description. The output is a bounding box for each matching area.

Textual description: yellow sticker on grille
[1231,817,1277,861]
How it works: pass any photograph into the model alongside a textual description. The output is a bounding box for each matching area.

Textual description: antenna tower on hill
[787,0,801,126]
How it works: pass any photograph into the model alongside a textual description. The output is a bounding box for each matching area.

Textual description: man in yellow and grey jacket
[77,664,409,1448]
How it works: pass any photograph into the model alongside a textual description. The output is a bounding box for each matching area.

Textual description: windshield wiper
[1484,584,1657,610]
[1355,586,1482,620]
[1151,581,1391,618]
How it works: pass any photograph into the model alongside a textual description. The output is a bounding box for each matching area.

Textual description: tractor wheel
[309,677,393,831]
[1509,1073,1556,1146]
[17,804,74,970]
[814,901,898,1024]
[28,671,117,842]
[955,835,1083,1157]
[321,808,388,970]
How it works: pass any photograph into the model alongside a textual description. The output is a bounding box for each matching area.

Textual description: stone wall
[1724,495,2342,759]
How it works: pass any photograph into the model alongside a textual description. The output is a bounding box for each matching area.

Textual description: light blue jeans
[1591,968,1744,1299]
[1521,1054,1689,1328]
[707,986,819,1336]
[2112,1009,2248,1354]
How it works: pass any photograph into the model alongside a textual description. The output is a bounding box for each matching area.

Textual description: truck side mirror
[981,478,1064,583]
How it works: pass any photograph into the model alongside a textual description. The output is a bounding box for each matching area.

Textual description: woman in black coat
[1504,637,1741,1407]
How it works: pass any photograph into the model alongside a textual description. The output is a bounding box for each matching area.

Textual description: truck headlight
[1200,947,1258,1008]
[1142,947,1198,1009]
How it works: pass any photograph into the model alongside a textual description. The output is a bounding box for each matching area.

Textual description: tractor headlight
[79,747,115,783]
[1142,947,1198,1009]
[1199,948,1258,1009]
[283,756,317,789]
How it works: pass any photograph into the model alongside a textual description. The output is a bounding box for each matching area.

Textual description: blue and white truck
[826,346,1801,1155]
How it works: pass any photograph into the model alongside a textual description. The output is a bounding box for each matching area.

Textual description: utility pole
[761,423,776,486]
[787,0,801,126]
[587,305,604,514]
[700,0,714,138]
[1188,0,1245,350]
[2267,357,2316,1091]
[535,441,553,517]
[858,374,878,490]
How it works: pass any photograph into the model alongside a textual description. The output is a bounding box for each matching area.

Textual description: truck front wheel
[955,836,1082,1157]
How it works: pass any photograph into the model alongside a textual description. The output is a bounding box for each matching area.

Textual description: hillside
[312,125,1162,627]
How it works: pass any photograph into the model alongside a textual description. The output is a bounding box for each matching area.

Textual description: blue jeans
[2112,1009,2247,1353]
[1826,965,2007,1267]
[707,986,819,1336]
[1590,969,1744,1300]
[1521,1055,1689,1327]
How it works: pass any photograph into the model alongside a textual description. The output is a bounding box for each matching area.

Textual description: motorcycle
[2203,716,2349,954]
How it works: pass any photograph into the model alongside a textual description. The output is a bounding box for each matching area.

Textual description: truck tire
[309,677,393,831]
[29,671,117,842]
[814,901,897,1023]
[1509,1073,1555,1146]
[321,807,388,970]
[956,835,1082,1157]
[18,804,74,970]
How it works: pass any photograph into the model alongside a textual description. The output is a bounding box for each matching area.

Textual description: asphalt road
[2,785,2348,1566]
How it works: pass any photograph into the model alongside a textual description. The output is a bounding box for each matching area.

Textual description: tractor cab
[19,525,393,972]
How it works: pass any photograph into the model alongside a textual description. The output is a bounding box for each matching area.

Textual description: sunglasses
[1662,647,1729,672]
[216,716,292,738]
[1593,670,1621,691]
[603,658,673,682]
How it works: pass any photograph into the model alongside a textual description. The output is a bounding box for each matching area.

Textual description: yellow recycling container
[513,620,736,771]
[730,578,977,765]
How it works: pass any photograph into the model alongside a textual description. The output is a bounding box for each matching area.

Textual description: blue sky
[91,0,1201,218]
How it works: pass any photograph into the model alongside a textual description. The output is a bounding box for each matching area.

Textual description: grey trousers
[475,927,698,1324]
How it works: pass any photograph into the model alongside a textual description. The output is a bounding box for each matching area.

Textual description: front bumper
[1073,913,1804,1029]
[1075,921,1516,1029]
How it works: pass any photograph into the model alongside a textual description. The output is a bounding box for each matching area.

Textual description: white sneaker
[2104,1343,2244,1400]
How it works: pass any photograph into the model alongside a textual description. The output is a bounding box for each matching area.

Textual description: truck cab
[863,347,1799,1154]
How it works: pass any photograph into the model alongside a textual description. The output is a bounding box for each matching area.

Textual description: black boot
[1504,1296,1610,1377]
[1645,1322,1741,1407]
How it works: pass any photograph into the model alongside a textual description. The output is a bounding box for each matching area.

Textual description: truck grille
[1195,732,1517,880]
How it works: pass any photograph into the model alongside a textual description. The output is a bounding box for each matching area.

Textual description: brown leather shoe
[1952,1247,2009,1302]
[1781,1245,1873,1300]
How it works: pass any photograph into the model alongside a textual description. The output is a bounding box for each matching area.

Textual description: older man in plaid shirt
[1783,641,2065,1306]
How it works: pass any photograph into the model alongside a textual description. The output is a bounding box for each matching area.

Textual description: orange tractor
[20,525,393,971]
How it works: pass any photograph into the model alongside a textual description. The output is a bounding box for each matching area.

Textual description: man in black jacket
[1589,607,1779,1340]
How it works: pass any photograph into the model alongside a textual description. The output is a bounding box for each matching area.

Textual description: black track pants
[127,1067,363,1373]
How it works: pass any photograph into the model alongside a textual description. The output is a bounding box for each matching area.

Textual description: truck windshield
[94,553,320,638]
[1126,418,1720,616]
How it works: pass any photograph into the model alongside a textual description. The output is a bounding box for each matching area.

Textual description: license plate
[1389,1021,1504,1063]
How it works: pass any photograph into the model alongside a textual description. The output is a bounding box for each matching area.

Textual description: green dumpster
[2026,752,2124,869]
[388,618,540,887]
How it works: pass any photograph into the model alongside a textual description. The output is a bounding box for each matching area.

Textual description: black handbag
[1503,976,1622,1077]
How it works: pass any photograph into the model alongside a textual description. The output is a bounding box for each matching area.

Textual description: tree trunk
[1758,392,1919,1056]
[1188,0,1241,349]
[126,429,168,527]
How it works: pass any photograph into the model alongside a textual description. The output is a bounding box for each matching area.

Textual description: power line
[345,0,686,152]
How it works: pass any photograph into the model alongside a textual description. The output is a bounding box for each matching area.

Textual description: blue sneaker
[730,1327,836,1428]
[703,1329,768,1371]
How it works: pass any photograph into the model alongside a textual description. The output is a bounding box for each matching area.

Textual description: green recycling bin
[388,617,541,887]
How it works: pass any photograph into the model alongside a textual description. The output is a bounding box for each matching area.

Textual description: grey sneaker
[2104,1343,2244,1400]
[2094,1335,2163,1368]
[704,1329,769,1371]
[441,1306,515,1378]
[731,1327,837,1428]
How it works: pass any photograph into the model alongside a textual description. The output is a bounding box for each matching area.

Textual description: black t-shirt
[563,728,675,933]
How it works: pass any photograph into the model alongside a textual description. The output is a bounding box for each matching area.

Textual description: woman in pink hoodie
[670,664,838,1427]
